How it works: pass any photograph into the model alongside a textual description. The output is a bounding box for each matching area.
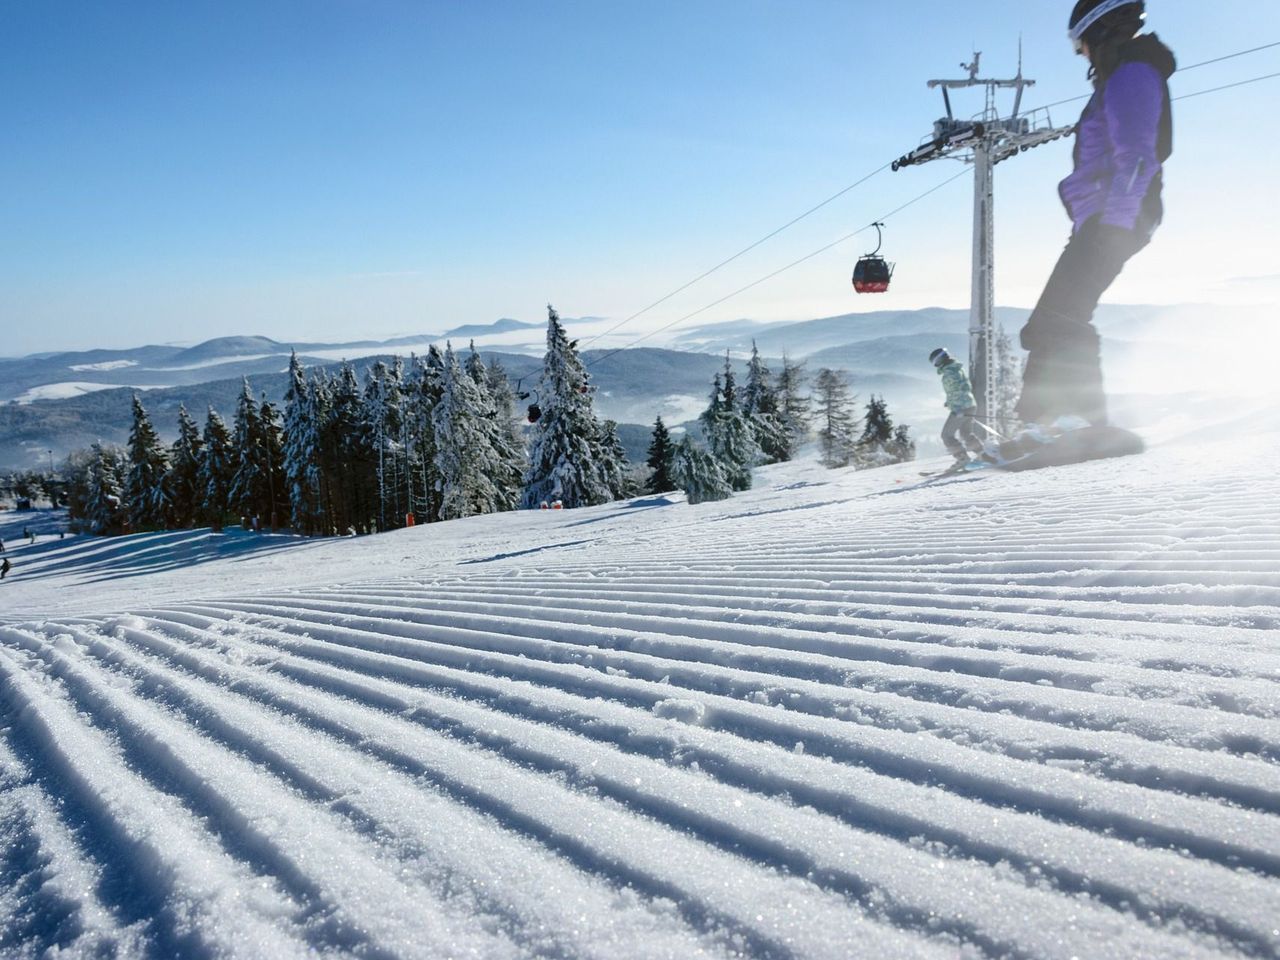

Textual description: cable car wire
[1179,39,1280,71]
[584,167,970,369]
[1171,69,1280,101]
[578,162,893,351]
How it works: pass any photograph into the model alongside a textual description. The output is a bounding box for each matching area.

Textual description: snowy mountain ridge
[5,301,1263,405]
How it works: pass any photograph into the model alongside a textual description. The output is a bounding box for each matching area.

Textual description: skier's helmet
[929,348,952,368]
[1069,0,1145,53]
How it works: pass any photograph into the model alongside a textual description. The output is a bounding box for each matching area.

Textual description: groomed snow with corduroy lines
[2,412,1278,959]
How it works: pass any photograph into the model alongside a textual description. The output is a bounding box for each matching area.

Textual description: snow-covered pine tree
[743,341,788,463]
[671,435,732,505]
[401,353,436,524]
[889,423,917,462]
[813,368,858,468]
[522,305,613,509]
[485,358,524,449]
[167,404,203,528]
[598,419,635,501]
[388,356,409,523]
[84,442,127,535]
[309,371,338,534]
[995,324,1022,432]
[699,354,758,492]
[645,416,675,494]
[259,396,284,530]
[124,393,171,531]
[463,340,485,386]
[396,355,418,525]
[432,344,502,520]
[327,362,377,533]
[283,352,323,534]
[705,371,723,420]
[856,395,914,466]
[199,407,235,529]
[61,448,98,532]
[363,360,404,532]
[857,394,895,465]
[775,353,812,460]
[229,379,268,527]
[409,347,446,523]
[463,345,524,511]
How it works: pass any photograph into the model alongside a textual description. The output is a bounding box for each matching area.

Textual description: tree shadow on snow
[461,538,597,564]
[565,497,677,528]
[5,527,330,587]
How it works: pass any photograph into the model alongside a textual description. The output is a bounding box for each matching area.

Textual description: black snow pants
[1016,217,1149,427]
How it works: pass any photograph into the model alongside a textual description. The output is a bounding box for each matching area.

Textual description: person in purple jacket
[1016,0,1175,430]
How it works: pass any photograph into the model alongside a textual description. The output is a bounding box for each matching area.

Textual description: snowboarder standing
[1017,0,1175,430]
[1,558,11,580]
[931,349,991,467]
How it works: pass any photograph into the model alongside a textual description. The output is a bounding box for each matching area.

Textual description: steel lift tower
[893,52,1075,421]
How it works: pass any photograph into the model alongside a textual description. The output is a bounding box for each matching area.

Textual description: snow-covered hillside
[1,424,1278,958]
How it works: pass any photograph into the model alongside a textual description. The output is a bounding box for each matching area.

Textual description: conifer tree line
[0,470,63,507]
[60,307,639,536]
[646,343,915,504]
[54,311,917,534]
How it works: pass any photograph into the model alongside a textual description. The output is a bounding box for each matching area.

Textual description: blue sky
[2,0,1278,354]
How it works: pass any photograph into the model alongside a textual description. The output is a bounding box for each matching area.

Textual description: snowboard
[994,425,1145,472]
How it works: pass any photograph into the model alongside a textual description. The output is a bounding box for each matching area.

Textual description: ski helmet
[1069,0,1145,52]
[929,348,951,367]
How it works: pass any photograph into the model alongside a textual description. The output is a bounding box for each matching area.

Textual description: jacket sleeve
[1101,62,1166,230]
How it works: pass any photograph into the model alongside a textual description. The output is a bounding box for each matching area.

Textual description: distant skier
[0,537,5,554]
[1,558,10,580]
[1017,0,1175,430]
[931,348,992,467]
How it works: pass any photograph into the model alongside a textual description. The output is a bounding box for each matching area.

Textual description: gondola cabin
[852,255,894,294]
[852,221,894,294]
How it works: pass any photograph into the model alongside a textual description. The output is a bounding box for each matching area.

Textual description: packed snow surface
[1,429,1278,959]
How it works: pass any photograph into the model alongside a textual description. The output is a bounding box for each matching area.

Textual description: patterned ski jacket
[1058,34,1176,234]
[937,360,977,412]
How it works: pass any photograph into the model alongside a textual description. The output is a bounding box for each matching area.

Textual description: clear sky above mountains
[3,0,1278,355]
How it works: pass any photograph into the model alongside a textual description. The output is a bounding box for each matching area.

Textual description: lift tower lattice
[893,51,1074,421]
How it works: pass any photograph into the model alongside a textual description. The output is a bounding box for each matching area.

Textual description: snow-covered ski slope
[2,425,1279,959]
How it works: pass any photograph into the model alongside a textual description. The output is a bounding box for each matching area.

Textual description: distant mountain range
[1,303,1268,470]
[0,319,552,406]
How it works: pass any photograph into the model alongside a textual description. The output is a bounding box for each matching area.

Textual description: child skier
[1016,0,1175,430]
[930,348,991,467]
